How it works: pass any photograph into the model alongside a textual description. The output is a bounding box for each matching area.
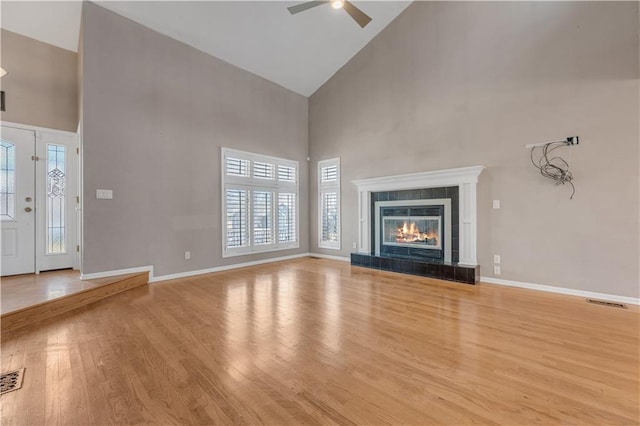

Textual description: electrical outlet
[493,255,501,264]
[493,265,501,275]
[493,200,500,209]
[352,242,357,249]
[185,251,191,260]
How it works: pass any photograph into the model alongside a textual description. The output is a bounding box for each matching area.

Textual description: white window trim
[221,147,299,258]
[318,157,341,250]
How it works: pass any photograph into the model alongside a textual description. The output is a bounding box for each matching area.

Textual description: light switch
[96,189,113,199]
[493,200,500,209]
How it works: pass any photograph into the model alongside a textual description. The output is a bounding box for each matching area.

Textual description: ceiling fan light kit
[288,0,373,28]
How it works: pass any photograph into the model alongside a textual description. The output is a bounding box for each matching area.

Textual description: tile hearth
[351,253,479,285]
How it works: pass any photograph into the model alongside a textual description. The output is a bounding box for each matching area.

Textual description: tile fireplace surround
[352,166,485,285]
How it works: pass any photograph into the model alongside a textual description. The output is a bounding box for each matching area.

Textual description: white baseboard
[79,252,353,284]
[480,276,640,306]
[81,265,154,280]
[81,259,638,307]
[308,253,351,262]
[81,254,312,283]
[150,253,312,283]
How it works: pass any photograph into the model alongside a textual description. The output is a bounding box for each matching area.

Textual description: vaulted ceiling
[1,1,411,96]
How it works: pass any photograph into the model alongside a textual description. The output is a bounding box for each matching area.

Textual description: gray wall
[81,2,309,276]
[309,2,639,297]
[0,29,78,132]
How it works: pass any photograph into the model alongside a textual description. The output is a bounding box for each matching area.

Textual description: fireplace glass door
[382,216,441,250]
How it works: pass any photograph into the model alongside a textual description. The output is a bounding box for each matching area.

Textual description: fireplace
[376,201,451,261]
[352,166,485,285]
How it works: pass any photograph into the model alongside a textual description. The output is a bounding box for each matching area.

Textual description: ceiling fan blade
[343,1,372,28]
[287,1,329,15]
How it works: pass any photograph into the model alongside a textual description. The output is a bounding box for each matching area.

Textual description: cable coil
[530,141,575,199]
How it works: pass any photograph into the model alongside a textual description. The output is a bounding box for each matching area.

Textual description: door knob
[24,207,32,212]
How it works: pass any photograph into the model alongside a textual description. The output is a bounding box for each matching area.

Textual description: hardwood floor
[2,270,94,314]
[1,272,149,334]
[1,258,638,425]
[1,270,146,315]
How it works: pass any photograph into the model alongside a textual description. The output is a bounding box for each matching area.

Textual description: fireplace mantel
[353,166,485,266]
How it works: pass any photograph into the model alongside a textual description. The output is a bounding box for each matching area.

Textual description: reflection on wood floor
[1,258,638,425]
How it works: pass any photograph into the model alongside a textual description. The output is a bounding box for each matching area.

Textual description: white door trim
[1,121,78,137]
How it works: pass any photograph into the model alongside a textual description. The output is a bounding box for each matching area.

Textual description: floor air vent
[0,368,25,395]
[587,299,627,309]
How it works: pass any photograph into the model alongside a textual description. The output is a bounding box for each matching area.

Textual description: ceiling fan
[287,0,372,28]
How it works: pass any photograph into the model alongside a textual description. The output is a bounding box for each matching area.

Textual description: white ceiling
[1,1,83,52]
[0,1,411,96]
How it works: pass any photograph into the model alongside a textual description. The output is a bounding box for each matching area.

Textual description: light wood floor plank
[1,258,638,425]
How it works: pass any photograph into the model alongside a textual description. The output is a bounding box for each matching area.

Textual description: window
[318,158,340,250]
[222,148,299,257]
[278,192,296,243]
[0,141,16,220]
[225,189,249,248]
[46,144,66,254]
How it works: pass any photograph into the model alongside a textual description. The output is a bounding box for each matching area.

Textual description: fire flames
[396,221,438,245]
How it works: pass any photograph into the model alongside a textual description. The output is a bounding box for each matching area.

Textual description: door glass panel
[46,144,66,254]
[0,141,16,220]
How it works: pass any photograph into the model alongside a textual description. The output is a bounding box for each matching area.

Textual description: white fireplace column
[353,166,485,266]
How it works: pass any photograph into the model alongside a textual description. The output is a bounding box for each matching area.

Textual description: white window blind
[253,191,273,245]
[318,158,340,250]
[278,165,296,182]
[226,157,250,177]
[221,148,299,257]
[278,193,296,243]
[321,164,338,183]
[321,192,338,243]
[253,161,275,180]
[225,189,249,248]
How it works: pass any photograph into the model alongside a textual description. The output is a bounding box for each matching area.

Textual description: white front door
[1,125,78,276]
[1,126,36,275]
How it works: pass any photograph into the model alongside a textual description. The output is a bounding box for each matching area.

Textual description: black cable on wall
[529,136,578,199]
